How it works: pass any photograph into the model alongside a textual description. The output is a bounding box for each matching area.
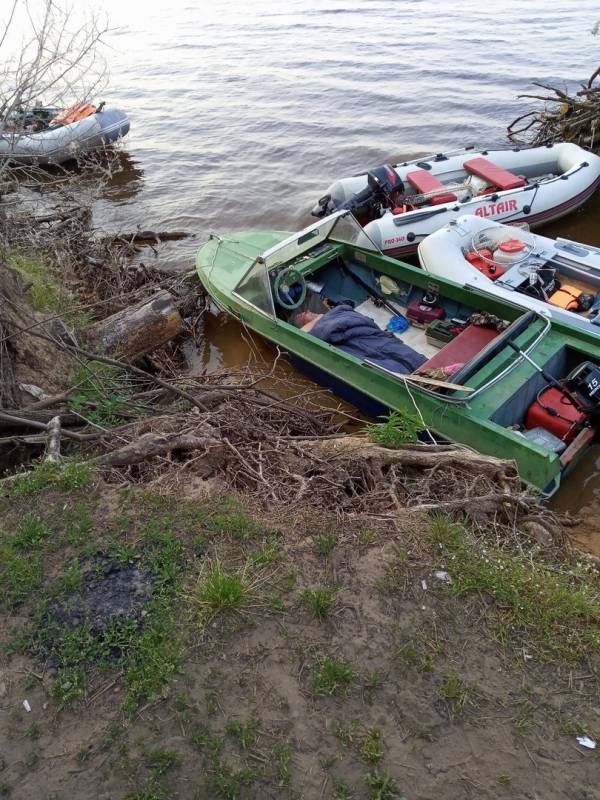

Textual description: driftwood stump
[84,290,183,360]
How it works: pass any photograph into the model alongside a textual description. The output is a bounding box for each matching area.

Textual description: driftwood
[90,430,225,469]
[313,436,518,491]
[508,66,600,148]
[84,290,183,360]
[44,416,62,464]
[0,408,80,428]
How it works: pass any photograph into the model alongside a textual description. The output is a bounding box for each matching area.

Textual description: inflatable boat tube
[314,143,600,257]
[418,213,600,335]
[0,107,130,165]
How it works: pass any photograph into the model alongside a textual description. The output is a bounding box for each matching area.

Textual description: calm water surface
[93,0,600,514]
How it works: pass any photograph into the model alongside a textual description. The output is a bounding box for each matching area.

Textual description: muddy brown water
[70,1,600,535]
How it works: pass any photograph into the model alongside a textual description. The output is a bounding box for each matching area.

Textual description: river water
[89,0,600,519]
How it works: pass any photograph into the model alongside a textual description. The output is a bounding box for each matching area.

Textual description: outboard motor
[342,164,404,219]
[312,164,404,219]
[367,164,405,203]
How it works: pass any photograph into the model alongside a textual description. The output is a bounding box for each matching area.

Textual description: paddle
[363,359,474,392]
[391,206,450,227]
[341,262,407,320]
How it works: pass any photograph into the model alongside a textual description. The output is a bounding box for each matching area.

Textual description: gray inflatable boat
[0,104,130,165]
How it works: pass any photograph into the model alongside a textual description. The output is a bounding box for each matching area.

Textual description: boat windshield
[233,212,381,318]
[261,210,380,272]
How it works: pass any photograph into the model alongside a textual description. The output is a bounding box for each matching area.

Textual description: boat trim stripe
[382,175,600,256]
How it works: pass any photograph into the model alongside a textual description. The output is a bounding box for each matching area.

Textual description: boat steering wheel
[273,267,307,310]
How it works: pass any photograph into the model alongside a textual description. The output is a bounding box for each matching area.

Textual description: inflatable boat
[418,214,600,335]
[311,143,600,258]
[0,103,130,165]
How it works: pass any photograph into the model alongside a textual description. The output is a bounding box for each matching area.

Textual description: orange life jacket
[51,103,96,126]
[548,285,582,311]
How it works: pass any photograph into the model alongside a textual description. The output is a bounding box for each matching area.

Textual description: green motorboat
[197,210,600,495]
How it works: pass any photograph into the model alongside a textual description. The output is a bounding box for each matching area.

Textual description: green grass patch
[4,250,67,313]
[247,534,281,566]
[271,742,292,786]
[365,409,420,448]
[144,747,182,776]
[436,674,470,715]
[12,513,51,550]
[8,461,93,497]
[312,531,337,558]
[301,586,337,619]
[201,496,266,542]
[125,778,173,800]
[0,542,43,609]
[428,513,600,661]
[333,780,354,799]
[226,716,261,750]
[194,561,250,620]
[393,634,441,674]
[7,503,185,713]
[68,362,135,427]
[361,727,385,764]
[365,768,403,800]
[189,723,224,761]
[205,764,260,799]
[312,656,356,696]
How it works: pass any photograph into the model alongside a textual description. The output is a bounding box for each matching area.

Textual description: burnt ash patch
[46,557,153,636]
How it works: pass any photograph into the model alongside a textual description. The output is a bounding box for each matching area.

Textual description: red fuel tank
[526,387,588,444]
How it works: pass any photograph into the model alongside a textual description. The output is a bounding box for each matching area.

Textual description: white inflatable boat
[312,143,600,258]
[418,214,600,335]
[0,103,130,165]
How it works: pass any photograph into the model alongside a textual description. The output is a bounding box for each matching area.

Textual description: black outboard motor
[340,164,404,219]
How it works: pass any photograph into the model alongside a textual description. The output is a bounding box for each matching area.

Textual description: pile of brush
[508,65,600,150]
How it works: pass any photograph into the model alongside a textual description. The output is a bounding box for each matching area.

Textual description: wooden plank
[559,427,595,468]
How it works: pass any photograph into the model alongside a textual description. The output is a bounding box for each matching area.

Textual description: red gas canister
[525,387,588,444]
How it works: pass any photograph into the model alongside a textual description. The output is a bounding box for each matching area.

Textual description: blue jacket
[310,304,427,373]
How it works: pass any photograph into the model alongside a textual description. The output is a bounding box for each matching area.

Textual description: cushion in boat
[415,324,499,374]
[406,169,457,205]
[463,157,526,191]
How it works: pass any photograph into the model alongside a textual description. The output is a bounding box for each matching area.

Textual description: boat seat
[463,157,526,191]
[406,169,457,205]
[415,324,500,374]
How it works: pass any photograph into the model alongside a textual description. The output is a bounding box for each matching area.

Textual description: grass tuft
[301,586,337,619]
[365,768,403,800]
[312,656,356,696]
[365,409,420,448]
[312,531,337,558]
[5,250,67,312]
[144,747,182,776]
[437,674,470,714]
[271,742,292,786]
[195,561,250,619]
[225,716,260,750]
[361,727,385,764]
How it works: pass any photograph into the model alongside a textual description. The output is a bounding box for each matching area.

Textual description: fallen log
[84,290,183,360]
[313,435,519,491]
[89,430,226,468]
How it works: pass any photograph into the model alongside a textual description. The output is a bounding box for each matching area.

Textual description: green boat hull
[197,224,600,495]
